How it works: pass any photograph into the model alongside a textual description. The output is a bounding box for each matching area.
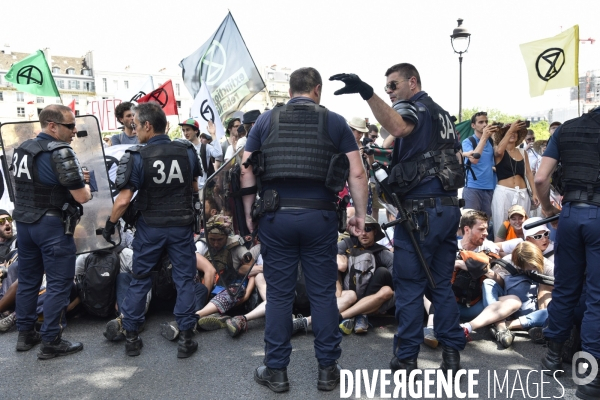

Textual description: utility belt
[252,189,343,231]
[562,190,600,207]
[401,196,464,211]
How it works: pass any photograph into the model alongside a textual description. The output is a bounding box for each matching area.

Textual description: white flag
[114,76,155,103]
[190,79,225,142]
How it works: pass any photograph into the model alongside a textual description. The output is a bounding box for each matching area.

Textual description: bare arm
[382,135,395,148]
[538,283,553,309]
[366,94,415,138]
[337,254,348,273]
[464,127,495,165]
[534,156,559,216]
[523,149,539,207]
[346,150,368,235]
[108,188,133,223]
[240,150,257,232]
[69,185,92,204]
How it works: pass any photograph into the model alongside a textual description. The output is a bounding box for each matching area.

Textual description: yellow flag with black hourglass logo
[520,25,579,97]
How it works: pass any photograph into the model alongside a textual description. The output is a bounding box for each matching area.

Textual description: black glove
[329,73,374,101]
[102,217,117,245]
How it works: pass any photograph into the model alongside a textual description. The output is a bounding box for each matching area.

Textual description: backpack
[294,261,310,313]
[451,250,499,307]
[78,246,123,317]
[342,237,386,300]
[152,252,177,301]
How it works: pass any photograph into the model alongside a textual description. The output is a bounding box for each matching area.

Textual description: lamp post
[450,18,471,123]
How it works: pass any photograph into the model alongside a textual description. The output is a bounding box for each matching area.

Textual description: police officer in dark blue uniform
[537,106,600,399]
[331,64,466,374]
[102,102,202,358]
[240,67,367,393]
[13,104,92,359]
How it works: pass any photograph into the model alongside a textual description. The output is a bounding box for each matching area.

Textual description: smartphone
[524,121,531,128]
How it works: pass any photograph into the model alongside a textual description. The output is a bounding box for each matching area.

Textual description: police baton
[372,162,436,289]
[523,214,560,231]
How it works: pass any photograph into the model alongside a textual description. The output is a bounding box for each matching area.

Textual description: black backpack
[78,246,123,317]
[293,261,310,314]
[152,252,177,301]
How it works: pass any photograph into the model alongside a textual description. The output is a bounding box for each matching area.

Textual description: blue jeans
[16,216,76,341]
[482,278,506,308]
[458,300,485,322]
[518,309,548,329]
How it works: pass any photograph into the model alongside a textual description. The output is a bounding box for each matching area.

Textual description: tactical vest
[133,140,194,227]
[11,139,73,223]
[388,95,464,195]
[261,103,343,189]
[558,111,600,203]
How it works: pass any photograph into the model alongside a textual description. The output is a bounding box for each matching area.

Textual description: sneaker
[462,326,473,343]
[0,311,16,332]
[423,327,438,349]
[292,315,308,335]
[528,327,546,344]
[226,316,248,338]
[354,315,368,334]
[103,315,125,341]
[339,318,355,335]
[160,321,180,341]
[490,325,514,348]
[197,313,229,331]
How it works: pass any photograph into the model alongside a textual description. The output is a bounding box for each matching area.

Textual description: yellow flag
[519,25,579,97]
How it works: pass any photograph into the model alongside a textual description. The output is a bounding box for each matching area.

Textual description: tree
[530,121,550,141]
[462,107,523,124]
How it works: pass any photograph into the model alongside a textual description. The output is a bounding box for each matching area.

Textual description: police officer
[240,67,367,393]
[536,106,600,399]
[102,102,202,358]
[331,64,466,374]
[12,104,92,359]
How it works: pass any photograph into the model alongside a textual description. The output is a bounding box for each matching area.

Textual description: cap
[522,217,550,239]
[363,215,385,242]
[0,209,11,217]
[242,110,261,124]
[507,205,527,218]
[206,214,232,235]
[179,118,199,130]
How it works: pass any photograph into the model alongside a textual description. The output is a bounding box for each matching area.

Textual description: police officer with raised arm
[13,104,92,359]
[537,106,600,399]
[102,102,202,358]
[331,64,466,375]
[240,67,367,393]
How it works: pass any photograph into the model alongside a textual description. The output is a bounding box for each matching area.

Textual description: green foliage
[462,107,523,125]
[530,121,550,141]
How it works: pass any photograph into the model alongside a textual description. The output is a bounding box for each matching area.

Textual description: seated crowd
[0,114,582,369]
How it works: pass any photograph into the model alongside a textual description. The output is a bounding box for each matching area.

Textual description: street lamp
[450,18,471,123]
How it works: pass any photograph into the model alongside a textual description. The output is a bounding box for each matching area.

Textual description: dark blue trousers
[259,209,340,369]
[392,202,466,359]
[121,219,198,332]
[545,203,600,358]
[16,216,76,342]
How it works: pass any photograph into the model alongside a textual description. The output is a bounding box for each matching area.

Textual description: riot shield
[202,148,257,297]
[0,115,120,254]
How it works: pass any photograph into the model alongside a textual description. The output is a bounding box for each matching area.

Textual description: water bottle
[372,162,388,182]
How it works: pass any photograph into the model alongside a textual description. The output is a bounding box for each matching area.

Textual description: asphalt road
[0,313,581,400]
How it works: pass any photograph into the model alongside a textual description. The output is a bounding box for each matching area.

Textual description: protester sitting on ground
[491,121,539,238]
[331,216,394,334]
[0,210,17,264]
[160,215,260,340]
[522,217,555,264]
[502,242,553,343]
[495,205,528,246]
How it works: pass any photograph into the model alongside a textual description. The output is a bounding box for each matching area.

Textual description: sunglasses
[48,121,76,130]
[0,217,13,225]
[384,80,408,91]
[526,138,535,142]
[529,231,549,240]
[364,226,376,233]
[370,135,378,139]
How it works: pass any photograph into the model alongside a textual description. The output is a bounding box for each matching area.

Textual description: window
[73,95,79,104]
[52,67,61,74]
[176,100,181,108]
[113,80,118,91]
[17,107,25,117]
[102,78,107,92]
[68,80,80,90]
[37,97,44,104]
[75,110,80,116]
[82,69,91,76]
[57,79,64,89]
[66,68,75,75]
[0,92,3,101]
[16,92,24,102]
[83,81,95,92]
[175,83,180,96]
[124,80,129,89]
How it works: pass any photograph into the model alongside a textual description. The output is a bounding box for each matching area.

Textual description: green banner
[4,50,60,97]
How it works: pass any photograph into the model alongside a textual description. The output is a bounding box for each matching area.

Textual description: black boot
[541,340,564,376]
[37,336,83,360]
[16,330,42,352]
[440,345,461,375]
[254,366,289,393]
[318,362,341,391]
[177,329,198,358]
[390,356,418,373]
[576,358,600,400]
[125,331,143,357]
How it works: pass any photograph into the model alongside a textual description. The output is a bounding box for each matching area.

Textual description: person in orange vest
[494,204,528,243]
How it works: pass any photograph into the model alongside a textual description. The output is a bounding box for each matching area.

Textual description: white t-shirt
[458,238,499,253]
